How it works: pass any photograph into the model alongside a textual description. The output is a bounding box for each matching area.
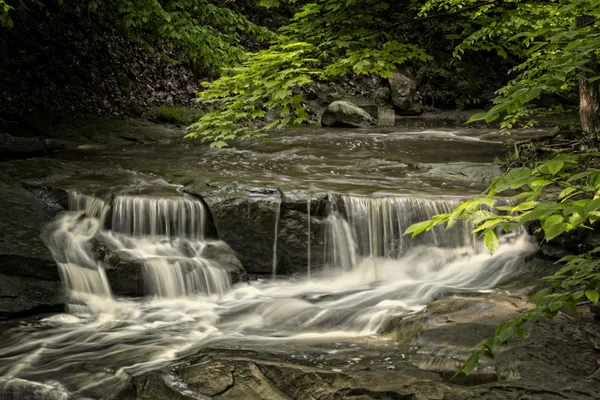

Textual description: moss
[153,105,205,126]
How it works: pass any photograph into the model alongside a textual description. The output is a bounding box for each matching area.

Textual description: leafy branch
[405,153,600,376]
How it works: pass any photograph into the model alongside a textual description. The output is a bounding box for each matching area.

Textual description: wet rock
[0,378,71,400]
[0,183,62,282]
[498,256,559,294]
[0,274,65,319]
[114,327,600,400]
[198,189,328,276]
[202,196,280,275]
[0,181,70,318]
[388,72,421,115]
[421,163,503,185]
[200,241,249,283]
[178,360,235,396]
[93,238,144,297]
[0,134,49,161]
[321,101,376,128]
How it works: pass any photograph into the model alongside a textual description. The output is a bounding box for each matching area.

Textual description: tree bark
[576,15,600,136]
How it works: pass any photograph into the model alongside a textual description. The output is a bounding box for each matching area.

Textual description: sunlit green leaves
[189,0,435,146]
[484,229,499,254]
[586,290,599,304]
[424,0,600,132]
[187,42,322,145]
[405,152,600,376]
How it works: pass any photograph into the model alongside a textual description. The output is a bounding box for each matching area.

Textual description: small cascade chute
[68,192,110,224]
[43,193,112,312]
[307,198,311,278]
[272,196,282,278]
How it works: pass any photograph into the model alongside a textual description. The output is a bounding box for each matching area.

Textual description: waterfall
[43,193,112,313]
[324,195,478,271]
[44,193,237,308]
[307,198,311,278]
[324,215,359,272]
[272,197,281,278]
[68,192,109,224]
[112,195,207,239]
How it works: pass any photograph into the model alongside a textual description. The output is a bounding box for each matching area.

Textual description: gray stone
[0,180,70,318]
[186,186,329,276]
[388,72,421,115]
[200,241,248,283]
[0,274,65,319]
[0,183,60,280]
[321,101,376,128]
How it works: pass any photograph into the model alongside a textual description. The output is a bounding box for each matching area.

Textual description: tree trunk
[576,15,600,136]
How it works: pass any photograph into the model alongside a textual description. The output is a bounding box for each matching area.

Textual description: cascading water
[324,195,480,272]
[1,191,537,399]
[272,196,281,278]
[46,192,236,302]
[107,195,231,297]
[43,194,112,313]
[112,195,207,239]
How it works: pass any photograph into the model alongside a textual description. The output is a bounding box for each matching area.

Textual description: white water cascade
[45,192,237,306]
[272,196,282,278]
[1,191,537,399]
[111,195,207,239]
[42,194,112,313]
[324,195,479,271]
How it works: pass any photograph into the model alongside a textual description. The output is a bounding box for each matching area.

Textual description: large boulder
[321,101,376,128]
[0,182,67,318]
[185,185,328,276]
[388,72,422,115]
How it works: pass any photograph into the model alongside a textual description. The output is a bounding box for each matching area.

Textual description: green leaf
[452,352,480,379]
[484,230,499,254]
[548,301,563,312]
[585,290,599,304]
[466,112,489,123]
[405,220,436,238]
[529,179,553,190]
[546,159,565,175]
[543,215,567,241]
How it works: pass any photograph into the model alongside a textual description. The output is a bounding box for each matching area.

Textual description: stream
[1,123,598,400]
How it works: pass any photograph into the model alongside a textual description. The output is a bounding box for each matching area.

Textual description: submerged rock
[321,101,376,128]
[113,311,600,400]
[377,107,396,126]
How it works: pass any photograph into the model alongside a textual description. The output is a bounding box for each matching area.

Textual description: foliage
[1,0,276,66]
[406,152,600,376]
[189,0,434,145]
[153,105,205,125]
[187,42,323,146]
[0,0,14,27]
[422,0,600,131]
